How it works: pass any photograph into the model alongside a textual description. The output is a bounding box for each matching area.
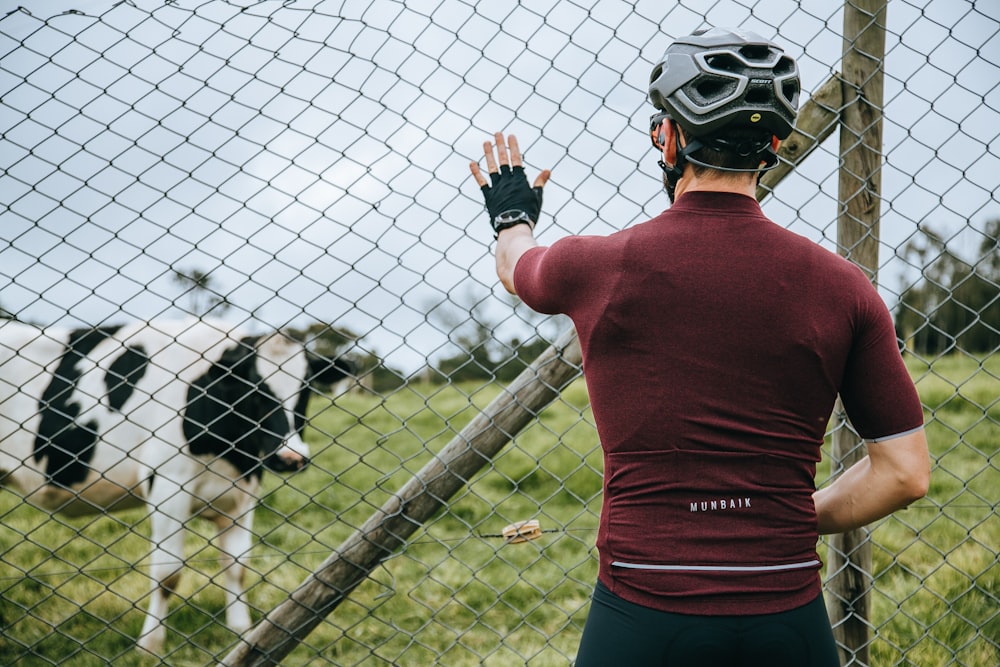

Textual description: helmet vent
[782,80,800,103]
[695,79,735,101]
[773,56,796,76]
[704,53,742,73]
[739,44,771,61]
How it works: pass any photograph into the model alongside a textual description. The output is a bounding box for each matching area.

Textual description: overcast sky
[1,0,997,371]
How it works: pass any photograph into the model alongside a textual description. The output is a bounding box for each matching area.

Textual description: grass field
[0,355,996,666]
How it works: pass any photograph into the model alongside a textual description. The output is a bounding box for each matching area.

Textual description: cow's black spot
[183,337,291,480]
[34,326,122,487]
[293,385,311,436]
[105,344,149,412]
[307,351,355,385]
[294,353,355,434]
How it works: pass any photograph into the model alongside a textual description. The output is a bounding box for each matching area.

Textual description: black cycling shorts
[575,580,841,667]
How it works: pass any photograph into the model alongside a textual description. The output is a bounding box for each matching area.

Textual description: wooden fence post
[828,1,888,665]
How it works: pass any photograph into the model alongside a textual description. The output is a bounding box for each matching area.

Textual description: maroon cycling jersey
[513,191,924,615]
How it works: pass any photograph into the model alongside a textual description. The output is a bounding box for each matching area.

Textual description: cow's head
[182,332,354,478]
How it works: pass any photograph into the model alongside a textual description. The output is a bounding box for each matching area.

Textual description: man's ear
[759,134,781,169]
[662,121,679,166]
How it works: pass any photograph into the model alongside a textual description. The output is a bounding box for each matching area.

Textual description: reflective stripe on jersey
[611,559,821,573]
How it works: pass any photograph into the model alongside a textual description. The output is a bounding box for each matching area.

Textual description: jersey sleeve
[513,236,613,316]
[838,284,925,441]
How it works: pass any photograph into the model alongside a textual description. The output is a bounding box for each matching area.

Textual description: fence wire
[0,0,997,665]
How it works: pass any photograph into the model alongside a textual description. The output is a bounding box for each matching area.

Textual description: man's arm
[813,429,930,534]
[494,225,538,294]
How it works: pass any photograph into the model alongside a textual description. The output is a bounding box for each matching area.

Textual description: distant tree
[364,364,408,393]
[492,336,555,383]
[172,268,230,316]
[283,321,358,359]
[284,320,406,393]
[896,220,999,355]
[427,288,568,384]
[433,314,496,384]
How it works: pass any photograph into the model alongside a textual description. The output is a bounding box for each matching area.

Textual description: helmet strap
[687,132,778,174]
[657,158,679,203]
[659,138,780,203]
[657,123,704,203]
[654,121,780,203]
[684,144,780,174]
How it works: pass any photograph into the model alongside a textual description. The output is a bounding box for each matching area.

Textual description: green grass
[0,357,996,665]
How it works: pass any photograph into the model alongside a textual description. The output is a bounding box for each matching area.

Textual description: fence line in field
[0,1,997,665]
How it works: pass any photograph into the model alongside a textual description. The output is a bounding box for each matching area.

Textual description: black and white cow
[0,318,353,653]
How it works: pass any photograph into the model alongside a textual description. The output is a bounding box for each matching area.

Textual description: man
[469,27,929,667]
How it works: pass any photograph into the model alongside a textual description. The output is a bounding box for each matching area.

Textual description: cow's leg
[212,505,255,634]
[138,488,188,654]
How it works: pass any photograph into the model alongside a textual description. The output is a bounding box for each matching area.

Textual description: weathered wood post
[756,75,842,200]
[828,1,888,665]
[222,73,845,666]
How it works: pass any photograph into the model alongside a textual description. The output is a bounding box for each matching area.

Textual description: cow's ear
[308,352,355,385]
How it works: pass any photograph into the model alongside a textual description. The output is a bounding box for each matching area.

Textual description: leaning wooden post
[828,2,887,665]
[222,72,844,666]
[757,74,842,200]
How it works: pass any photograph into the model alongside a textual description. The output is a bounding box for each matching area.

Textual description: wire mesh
[0,1,997,665]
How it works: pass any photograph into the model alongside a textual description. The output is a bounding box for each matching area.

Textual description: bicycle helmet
[649,27,800,141]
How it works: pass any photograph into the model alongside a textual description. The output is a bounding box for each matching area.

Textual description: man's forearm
[814,455,884,534]
[813,431,930,534]
[495,226,538,294]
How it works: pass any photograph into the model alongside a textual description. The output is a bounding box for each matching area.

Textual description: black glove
[479,165,544,236]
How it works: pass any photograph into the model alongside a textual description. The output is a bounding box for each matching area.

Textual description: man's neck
[673,172,757,201]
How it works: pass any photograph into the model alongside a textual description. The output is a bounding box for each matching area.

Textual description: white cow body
[0,318,352,653]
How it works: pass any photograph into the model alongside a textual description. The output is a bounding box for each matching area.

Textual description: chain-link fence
[0,0,997,665]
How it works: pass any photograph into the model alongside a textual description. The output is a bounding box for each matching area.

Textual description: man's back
[513,190,923,614]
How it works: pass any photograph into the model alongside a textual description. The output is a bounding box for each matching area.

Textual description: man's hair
[686,125,773,178]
